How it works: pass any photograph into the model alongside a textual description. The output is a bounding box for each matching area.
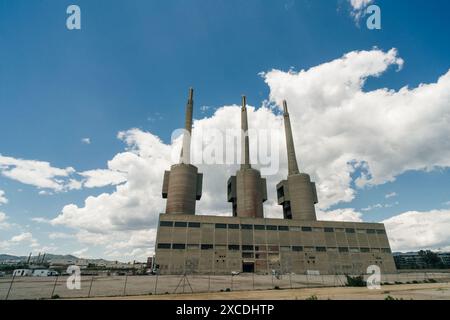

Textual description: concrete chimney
[228,96,267,218]
[276,100,318,221]
[162,88,203,215]
[180,88,194,164]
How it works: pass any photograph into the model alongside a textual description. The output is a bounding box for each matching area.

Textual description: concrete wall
[162,164,202,215]
[277,173,318,221]
[155,214,396,275]
[228,169,267,218]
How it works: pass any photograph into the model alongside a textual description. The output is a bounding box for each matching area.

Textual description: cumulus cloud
[52,129,173,233]
[348,0,374,21]
[73,247,89,257]
[383,210,450,252]
[0,154,127,192]
[79,169,127,188]
[81,138,91,144]
[0,212,11,230]
[317,208,363,222]
[0,232,39,251]
[45,48,450,257]
[74,229,156,261]
[385,192,398,199]
[48,232,74,240]
[349,0,373,10]
[0,155,80,192]
[264,48,450,209]
[0,190,7,205]
[362,202,398,212]
[31,217,51,224]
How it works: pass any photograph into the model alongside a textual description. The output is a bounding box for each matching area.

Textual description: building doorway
[242,262,255,273]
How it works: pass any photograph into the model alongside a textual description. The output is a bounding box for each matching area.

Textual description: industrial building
[393,251,450,270]
[154,89,396,275]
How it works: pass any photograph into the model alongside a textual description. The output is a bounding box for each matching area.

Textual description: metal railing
[1,271,449,300]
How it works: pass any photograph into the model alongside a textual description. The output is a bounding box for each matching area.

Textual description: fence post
[50,275,59,299]
[5,274,16,300]
[252,272,255,291]
[289,273,292,289]
[87,276,94,298]
[154,273,159,295]
[230,275,233,291]
[123,275,128,296]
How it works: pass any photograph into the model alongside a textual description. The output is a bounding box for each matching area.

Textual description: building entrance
[242,262,255,273]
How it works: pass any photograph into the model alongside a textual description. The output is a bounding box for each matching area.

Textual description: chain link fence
[1,272,450,300]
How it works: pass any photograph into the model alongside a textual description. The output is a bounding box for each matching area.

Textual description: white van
[13,269,33,277]
[32,269,59,277]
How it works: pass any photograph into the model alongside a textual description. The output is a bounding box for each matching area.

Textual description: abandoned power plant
[154,89,397,275]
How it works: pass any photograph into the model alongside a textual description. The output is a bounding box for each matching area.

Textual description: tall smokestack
[283,100,300,175]
[241,96,251,170]
[276,100,318,221]
[162,88,203,215]
[228,95,267,218]
[180,88,194,164]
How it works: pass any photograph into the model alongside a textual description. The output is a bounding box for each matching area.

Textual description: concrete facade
[155,214,396,275]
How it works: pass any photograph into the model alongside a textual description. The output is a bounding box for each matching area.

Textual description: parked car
[0,271,6,277]
[231,271,240,276]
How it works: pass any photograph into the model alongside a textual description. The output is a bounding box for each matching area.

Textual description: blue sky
[0,0,449,261]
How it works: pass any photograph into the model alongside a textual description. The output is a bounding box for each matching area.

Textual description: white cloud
[383,210,450,252]
[0,155,80,192]
[51,129,173,233]
[31,217,51,224]
[48,232,74,240]
[264,48,450,209]
[0,154,127,192]
[38,190,53,196]
[348,0,374,21]
[385,192,398,199]
[0,212,11,230]
[349,0,373,10]
[79,169,127,188]
[0,232,39,251]
[81,138,91,144]
[74,229,156,261]
[73,247,89,257]
[47,48,450,258]
[317,208,363,222]
[362,202,398,212]
[11,232,33,243]
[0,190,7,205]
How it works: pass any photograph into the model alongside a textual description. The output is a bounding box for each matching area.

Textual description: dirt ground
[92,282,450,300]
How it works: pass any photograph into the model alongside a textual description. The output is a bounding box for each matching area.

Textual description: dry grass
[89,282,450,300]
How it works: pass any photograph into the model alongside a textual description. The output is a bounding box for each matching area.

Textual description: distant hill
[0,254,131,264]
[0,253,79,262]
[0,254,24,261]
